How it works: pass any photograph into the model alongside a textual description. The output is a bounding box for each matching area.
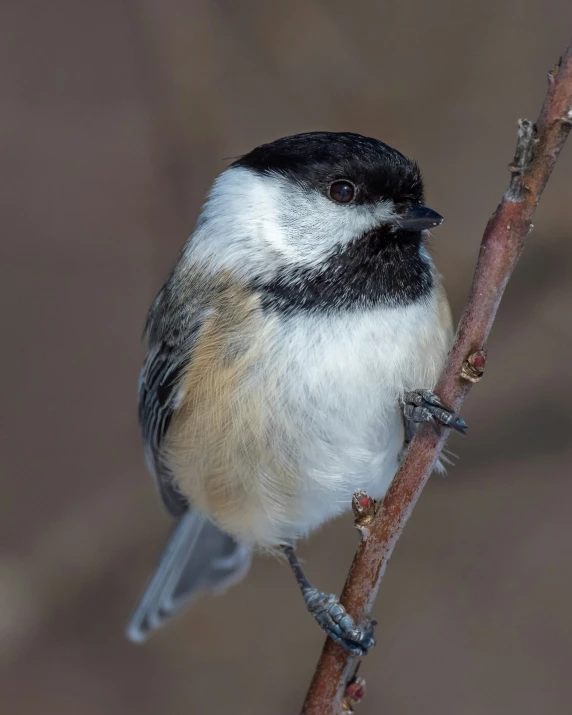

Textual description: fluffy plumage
[130,132,453,638]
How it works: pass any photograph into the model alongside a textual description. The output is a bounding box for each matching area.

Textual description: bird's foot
[282,544,376,655]
[303,587,376,655]
[402,388,467,435]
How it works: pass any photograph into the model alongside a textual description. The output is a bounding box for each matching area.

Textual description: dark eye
[329,180,355,204]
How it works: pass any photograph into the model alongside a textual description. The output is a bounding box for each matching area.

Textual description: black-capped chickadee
[127,132,466,654]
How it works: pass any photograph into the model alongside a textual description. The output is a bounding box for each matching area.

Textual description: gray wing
[138,288,205,516]
[131,284,252,643]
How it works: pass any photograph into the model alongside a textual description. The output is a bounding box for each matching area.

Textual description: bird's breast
[165,285,451,548]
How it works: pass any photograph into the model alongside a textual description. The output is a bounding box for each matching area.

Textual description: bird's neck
[255,228,434,314]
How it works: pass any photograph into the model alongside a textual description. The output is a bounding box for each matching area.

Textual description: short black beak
[396,205,444,231]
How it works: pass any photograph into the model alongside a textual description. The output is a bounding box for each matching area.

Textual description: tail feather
[126,511,251,643]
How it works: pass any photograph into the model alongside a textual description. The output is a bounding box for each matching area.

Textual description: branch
[302,42,572,715]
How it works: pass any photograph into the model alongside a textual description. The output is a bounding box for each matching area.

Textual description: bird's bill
[395,205,444,231]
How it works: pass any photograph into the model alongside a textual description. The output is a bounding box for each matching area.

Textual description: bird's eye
[329,180,355,204]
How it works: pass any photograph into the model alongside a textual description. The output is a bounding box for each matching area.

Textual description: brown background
[1,2,572,713]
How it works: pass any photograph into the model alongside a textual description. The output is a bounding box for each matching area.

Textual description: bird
[126,131,466,654]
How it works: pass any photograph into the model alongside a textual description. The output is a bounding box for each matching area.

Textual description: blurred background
[2,2,572,713]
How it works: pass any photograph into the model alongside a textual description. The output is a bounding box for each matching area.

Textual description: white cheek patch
[185,167,398,279]
[271,177,398,270]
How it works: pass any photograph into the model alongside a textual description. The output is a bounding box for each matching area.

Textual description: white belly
[169,294,451,549]
[263,298,450,539]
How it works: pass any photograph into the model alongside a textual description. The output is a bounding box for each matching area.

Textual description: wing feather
[138,294,206,515]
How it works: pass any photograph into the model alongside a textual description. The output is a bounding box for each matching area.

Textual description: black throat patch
[255,227,433,314]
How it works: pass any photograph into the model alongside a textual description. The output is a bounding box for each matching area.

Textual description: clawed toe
[403,389,467,435]
[304,588,376,655]
[282,544,376,655]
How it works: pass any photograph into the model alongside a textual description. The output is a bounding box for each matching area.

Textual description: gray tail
[126,511,252,643]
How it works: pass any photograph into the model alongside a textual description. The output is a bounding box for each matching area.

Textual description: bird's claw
[303,588,376,655]
[402,389,467,435]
